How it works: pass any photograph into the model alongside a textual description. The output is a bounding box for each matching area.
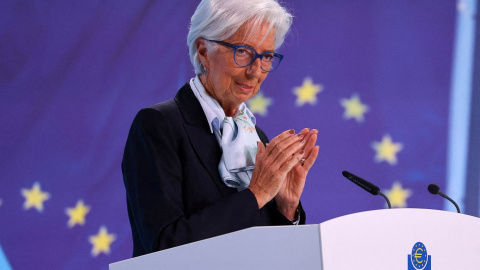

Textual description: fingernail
[289,129,295,134]
[296,133,304,138]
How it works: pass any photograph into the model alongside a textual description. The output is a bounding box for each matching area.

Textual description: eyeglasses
[205,39,284,72]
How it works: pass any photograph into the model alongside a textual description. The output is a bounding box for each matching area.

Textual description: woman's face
[198,22,275,116]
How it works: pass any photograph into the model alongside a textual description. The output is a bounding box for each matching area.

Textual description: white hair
[187,0,293,75]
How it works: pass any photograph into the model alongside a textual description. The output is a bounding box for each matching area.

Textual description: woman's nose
[246,58,264,78]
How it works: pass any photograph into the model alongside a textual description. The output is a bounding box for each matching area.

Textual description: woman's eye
[263,54,274,61]
[237,48,247,55]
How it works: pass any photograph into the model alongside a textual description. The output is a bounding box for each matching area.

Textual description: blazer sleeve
[122,108,296,256]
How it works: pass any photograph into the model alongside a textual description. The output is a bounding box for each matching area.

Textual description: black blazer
[122,83,305,257]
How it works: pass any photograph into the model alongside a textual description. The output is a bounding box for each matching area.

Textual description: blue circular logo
[411,242,428,269]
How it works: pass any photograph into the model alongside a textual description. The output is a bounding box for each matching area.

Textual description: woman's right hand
[248,129,306,209]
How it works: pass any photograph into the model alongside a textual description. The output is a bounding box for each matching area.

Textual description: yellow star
[340,94,369,123]
[21,182,50,212]
[66,200,90,228]
[89,226,116,257]
[293,77,322,106]
[247,92,272,116]
[385,182,412,208]
[371,134,403,165]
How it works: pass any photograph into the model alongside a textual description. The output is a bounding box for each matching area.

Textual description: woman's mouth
[236,82,254,93]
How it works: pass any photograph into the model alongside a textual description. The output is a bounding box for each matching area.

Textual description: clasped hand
[248,128,319,220]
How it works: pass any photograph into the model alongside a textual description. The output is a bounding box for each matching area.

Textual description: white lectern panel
[110,225,322,270]
[320,208,480,270]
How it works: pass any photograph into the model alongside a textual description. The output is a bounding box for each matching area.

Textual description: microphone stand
[378,191,391,209]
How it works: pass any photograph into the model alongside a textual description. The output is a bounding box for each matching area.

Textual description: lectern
[110,209,480,270]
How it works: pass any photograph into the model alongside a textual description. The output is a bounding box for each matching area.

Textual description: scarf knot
[189,77,260,191]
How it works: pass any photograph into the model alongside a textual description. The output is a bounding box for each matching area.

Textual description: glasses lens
[261,53,281,71]
[234,47,255,66]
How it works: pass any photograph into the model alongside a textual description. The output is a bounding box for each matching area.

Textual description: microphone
[427,184,461,213]
[342,171,391,209]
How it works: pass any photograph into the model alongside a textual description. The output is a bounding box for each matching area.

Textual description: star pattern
[293,77,322,106]
[21,182,50,212]
[340,94,369,123]
[66,200,91,228]
[385,182,412,208]
[0,3,458,269]
[89,226,116,257]
[247,92,272,116]
[371,134,403,165]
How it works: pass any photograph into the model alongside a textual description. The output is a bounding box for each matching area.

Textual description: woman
[122,0,319,257]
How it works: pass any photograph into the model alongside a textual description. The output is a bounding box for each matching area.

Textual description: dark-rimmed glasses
[205,39,283,72]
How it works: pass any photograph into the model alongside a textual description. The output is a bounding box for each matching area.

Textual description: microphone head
[428,184,440,195]
[342,171,380,196]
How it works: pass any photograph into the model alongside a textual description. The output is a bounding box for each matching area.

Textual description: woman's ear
[196,38,209,69]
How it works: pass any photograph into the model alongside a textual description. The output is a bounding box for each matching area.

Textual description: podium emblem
[408,242,431,270]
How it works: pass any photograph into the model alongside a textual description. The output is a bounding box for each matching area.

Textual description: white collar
[189,76,256,133]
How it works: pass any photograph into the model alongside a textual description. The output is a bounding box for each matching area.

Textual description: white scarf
[190,76,260,191]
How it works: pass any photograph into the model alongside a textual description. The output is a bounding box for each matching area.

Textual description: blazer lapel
[174,83,236,196]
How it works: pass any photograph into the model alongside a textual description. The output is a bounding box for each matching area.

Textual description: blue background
[0,0,478,269]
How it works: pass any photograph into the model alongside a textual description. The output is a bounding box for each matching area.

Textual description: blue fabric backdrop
[0,0,469,269]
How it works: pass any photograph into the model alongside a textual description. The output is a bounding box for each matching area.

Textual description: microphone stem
[439,192,461,213]
[378,191,391,209]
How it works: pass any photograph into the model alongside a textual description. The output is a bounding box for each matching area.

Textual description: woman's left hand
[275,128,319,220]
